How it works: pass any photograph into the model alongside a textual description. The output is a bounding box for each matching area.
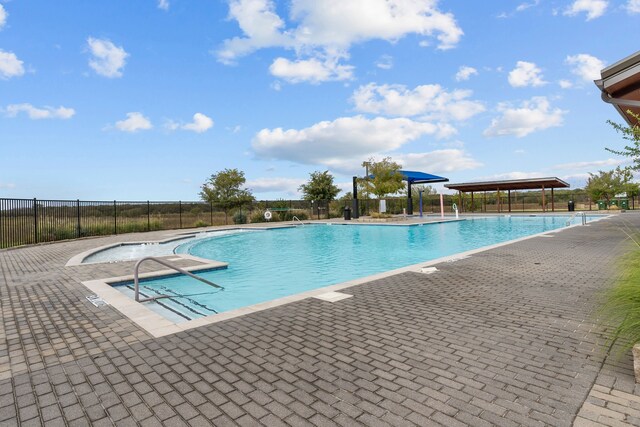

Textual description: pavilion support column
[508,190,511,212]
[407,181,413,215]
[497,188,501,213]
[471,192,474,213]
[483,191,486,212]
[542,186,546,212]
[551,187,555,212]
[458,191,462,213]
[352,176,359,219]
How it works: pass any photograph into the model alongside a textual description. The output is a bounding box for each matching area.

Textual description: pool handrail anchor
[133,256,223,303]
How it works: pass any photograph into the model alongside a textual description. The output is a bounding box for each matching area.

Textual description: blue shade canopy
[398,170,449,184]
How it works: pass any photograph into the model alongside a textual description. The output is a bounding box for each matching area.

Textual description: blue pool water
[114,216,599,322]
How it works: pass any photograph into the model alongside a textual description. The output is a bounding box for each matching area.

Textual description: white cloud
[246,177,305,196]
[507,61,546,87]
[0,183,16,189]
[566,53,605,82]
[564,0,608,20]
[628,0,640,13]
[269,56,354,83]
[479,171,546,181]
[114,112,152,132]
[217,0,291,65]
[351,83,485,122]
[483,96,566,138]
[217,0,463,78]
[87,37,129,78]
[182,113,214,133]
[393,150,482,174]
[552,158,629,170]
[558,79,573,89]
[0,4,7,30]
[158,0,169,11]
[0,49,24,79]
[376,55,393,70]
[497,1,540,18]
[166,113,215,133]
[516,0,540,12]
[455,66,478,82]
[4,103,75,120]
[252,115,451,171]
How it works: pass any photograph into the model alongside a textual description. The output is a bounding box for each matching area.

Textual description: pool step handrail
[134,256,223,303]
[566,211,587,226]
[292,216,304,225]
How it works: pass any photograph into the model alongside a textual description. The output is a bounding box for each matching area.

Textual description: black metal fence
[0,198,342,249]
[0,191,624,249]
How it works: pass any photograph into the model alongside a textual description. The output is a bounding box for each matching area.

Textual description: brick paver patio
[1,213,640,426]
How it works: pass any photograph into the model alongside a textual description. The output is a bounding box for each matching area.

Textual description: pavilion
[445,177,570,213]
[352,170,448,217]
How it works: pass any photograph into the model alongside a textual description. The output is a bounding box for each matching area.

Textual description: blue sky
[1,0,639,201]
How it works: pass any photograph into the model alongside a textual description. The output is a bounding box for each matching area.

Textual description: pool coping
[79,214,611,338]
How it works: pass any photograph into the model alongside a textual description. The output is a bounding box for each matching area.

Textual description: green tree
[360,157,404,199]
[606,110,640,170]
[585,167,630,205]
[200,168,255,224]
[299,171,341,201]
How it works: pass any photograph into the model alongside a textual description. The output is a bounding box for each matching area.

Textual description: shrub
[280,209,308,221]
[250,210,268,223]
[194,220,209,227]
[599,245,640,355]
[371,212,393,219]
[233,211,247,224]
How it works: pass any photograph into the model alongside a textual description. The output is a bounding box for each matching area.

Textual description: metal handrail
[292,216,304,225]
[566,211,587,226]
[134,256,223,303]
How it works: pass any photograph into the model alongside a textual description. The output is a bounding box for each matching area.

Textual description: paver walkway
[1,213,640,426]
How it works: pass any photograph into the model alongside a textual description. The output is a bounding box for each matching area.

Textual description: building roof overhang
[595,50,640,125]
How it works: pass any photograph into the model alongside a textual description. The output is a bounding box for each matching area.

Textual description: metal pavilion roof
[398,170,449,184]
[445,177,569,193]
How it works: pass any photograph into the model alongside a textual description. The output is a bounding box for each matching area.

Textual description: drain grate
[86,295,108,307]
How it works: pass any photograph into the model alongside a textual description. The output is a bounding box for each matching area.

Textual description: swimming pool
[112,215,599,322]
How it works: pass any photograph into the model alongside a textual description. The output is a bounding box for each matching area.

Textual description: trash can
[568,200,575,212]
[344,206,351,220]
[620,199,629,210]
[610,199,619,207]
[597,200,607,210]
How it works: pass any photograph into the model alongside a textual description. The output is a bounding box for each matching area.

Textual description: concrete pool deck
[0,213,639,426]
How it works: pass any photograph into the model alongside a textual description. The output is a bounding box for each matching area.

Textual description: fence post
[33,198,38,244]
[210,202,213,225]
[76,199,81,238]
[147,201,150,231]
[179,201,182,228]
[114,200,117,235]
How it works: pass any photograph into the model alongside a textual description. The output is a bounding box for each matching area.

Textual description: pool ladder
[133,256,223,303]
[566,211,587,226]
